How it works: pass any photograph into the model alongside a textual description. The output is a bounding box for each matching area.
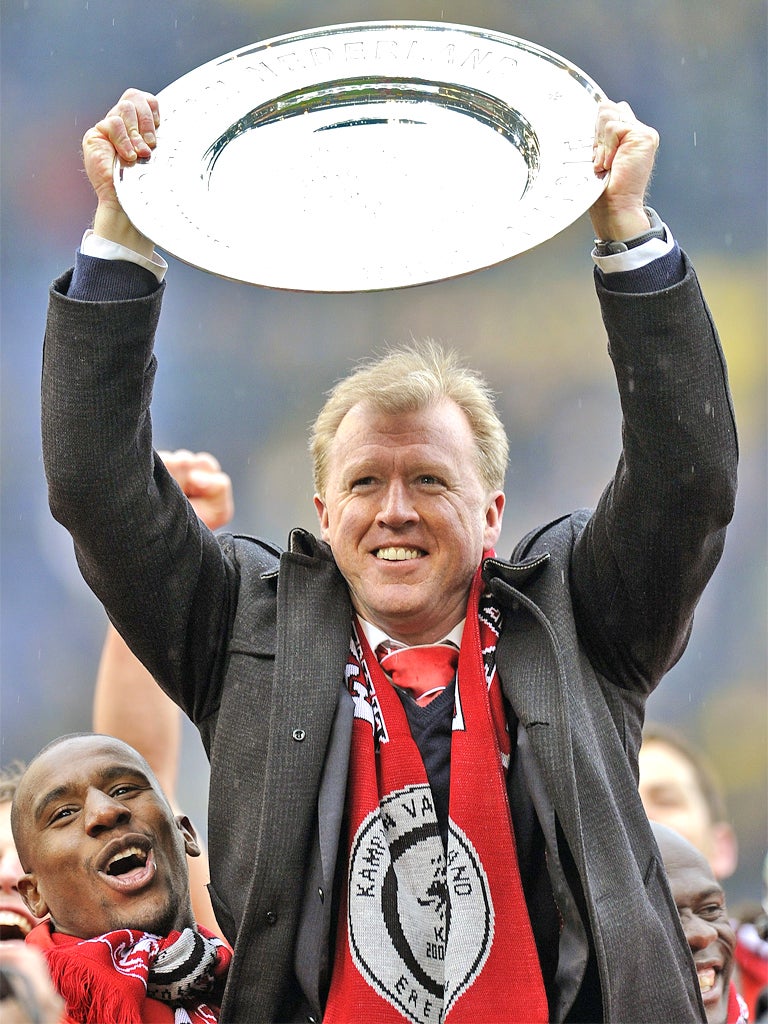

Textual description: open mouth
[0,908,37,940]
[698,967,716,993]
[106,845,149,877]
[696,965,724,1006]
[97,838,156,892]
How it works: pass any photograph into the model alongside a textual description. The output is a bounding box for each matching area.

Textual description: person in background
[2,452,229,1013]
[653,821,749,1024]
[640,723,768,1017]
[93,447,233,938]
[1,778,63,1022]
[40,87,738,1022]
[640,722,738,882]
[11,733,231,1023]
[0,766,41,943]
[1,454,230,943]
[738,873,768,1024]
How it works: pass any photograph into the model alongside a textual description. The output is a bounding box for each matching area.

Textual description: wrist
[593,206,665,256]
[591,207,671,268]
[589,203,652,245]
[92,201,155,259]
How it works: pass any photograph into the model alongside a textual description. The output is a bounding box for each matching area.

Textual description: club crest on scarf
[325,563,547,1024]
[95,931,160,978]
[348,785,493,1022]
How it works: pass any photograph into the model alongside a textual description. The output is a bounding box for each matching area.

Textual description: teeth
[698,968,716,993]
[376,547,422,561]
[107,845,147,871]
[0,910,32,935]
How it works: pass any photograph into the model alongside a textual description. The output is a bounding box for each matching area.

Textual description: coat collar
[288,527,334,561]
[482,551,550,591]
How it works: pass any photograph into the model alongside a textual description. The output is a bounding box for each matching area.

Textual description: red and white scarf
[325,560,547,1023]
[26,920,231,1023]
[728,982,750,1024]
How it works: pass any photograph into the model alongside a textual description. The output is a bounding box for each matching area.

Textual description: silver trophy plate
[115,21,607,291]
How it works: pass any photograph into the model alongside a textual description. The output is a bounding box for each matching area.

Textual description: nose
[681,909,719,951]
[376,480,418,528]
[0,847,24,894]
[83,788,131,837]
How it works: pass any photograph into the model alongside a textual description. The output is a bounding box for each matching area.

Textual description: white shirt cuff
[80,229,168,283]
[592,221,675,274]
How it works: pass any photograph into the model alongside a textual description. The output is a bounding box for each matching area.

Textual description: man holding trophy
[40,46,736,1024]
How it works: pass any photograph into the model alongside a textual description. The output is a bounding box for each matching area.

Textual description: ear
[483,491,505,551]
[313,494,330,541]
[175,815,201,859]
[17,873,49,920]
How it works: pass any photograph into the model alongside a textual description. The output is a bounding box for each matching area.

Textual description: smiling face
[314,398,504,644]
[0,799,42,939]
[12,735,199,939]
[654,824,736,1024]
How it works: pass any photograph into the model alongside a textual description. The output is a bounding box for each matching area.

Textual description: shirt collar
[357,616,465,651]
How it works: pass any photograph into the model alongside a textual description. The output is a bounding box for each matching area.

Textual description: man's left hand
[157,449,234,531]
[589,99,660,241]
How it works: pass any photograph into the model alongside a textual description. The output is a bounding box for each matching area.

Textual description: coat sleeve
[569,251,738,692]
[41,270,237,725]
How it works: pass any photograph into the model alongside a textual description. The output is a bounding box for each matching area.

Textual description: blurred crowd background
[2,0,765,910]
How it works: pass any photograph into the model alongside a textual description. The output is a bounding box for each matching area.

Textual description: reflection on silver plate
[115,21,607,292]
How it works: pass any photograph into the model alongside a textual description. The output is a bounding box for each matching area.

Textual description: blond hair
[310,340,508,496]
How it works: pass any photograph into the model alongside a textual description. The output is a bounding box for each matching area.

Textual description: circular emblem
[347,784,493,1023]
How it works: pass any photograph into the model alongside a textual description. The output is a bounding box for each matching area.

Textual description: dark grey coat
[42,252,737,1023]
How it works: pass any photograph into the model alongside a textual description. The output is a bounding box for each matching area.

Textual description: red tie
[375,641,459,706]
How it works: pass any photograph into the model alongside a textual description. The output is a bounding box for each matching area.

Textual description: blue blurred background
[2,0,765,907]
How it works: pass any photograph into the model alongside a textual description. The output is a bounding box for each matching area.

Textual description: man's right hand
[81,88,160,254]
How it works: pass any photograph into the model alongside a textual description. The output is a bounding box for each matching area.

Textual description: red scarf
[728,981,750,1024]
[325,560,547,1023]
[26,921,231,1024]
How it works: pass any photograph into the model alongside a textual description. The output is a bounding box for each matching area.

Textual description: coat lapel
[487,556,587,874]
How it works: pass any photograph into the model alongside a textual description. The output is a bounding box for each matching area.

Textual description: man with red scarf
[40,84,738,1023]
[11,734,231,1023]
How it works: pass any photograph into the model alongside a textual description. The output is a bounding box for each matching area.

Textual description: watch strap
[594,207,667,256]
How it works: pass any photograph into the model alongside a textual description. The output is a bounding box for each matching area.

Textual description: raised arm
[43,91,237,726]
[92,450,234,937]
[564,101,738,690]
[93,449,233,782]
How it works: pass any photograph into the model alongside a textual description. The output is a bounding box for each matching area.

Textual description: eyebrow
[33,784,71,824]
[695,884,724,902]
[33,765,150,824]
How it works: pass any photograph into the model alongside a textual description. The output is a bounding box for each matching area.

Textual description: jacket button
[265,911,277,925]
[292,728,306,742]
[318,887,325,903]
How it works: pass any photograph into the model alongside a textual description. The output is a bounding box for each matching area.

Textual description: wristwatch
[593,207,667,256]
